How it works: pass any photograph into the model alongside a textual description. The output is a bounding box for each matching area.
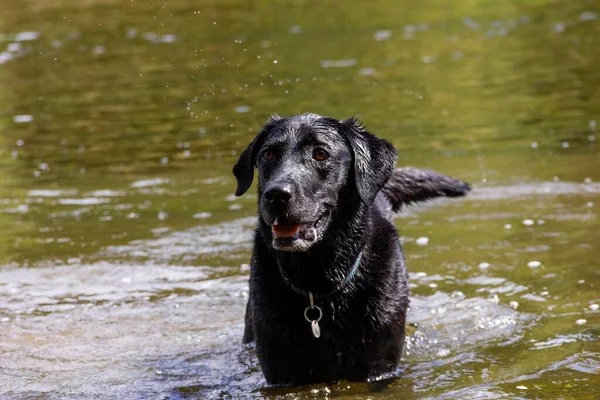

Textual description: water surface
[1,0,599,398]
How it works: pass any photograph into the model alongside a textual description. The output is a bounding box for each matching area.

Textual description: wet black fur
[233,114,470,386]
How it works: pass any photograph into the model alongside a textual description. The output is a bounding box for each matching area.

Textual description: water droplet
[509,301,519,310]
[7,42,21,52]
[143,32,158,42]
[321,59,358,68]
[193,212,211,219]
[561,141,569,148]
[589,304,599,311]
[522,219,534,226]
[580,12,597,21]
[575,319,587,325]
[554,23,565,33]
[161,34,177,43]
[235,105,250,113]
[14,115,33,123]
[478,262,490,270]
[504,224,512,229]
[530,142,538,148]
[0,52,14,64]
[374,30,392,41]
[415,237,429,246]
[93,45,105,54]
[359,68,376,76]
[15,31,40,41]
[130,178,169,188]
[436,348,450,357]
[516,386,528,390]
[126,28,137,39]
[404,24,417,40]
[527,261,541,268]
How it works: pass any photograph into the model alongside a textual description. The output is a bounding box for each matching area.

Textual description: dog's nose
[264,183,292,204]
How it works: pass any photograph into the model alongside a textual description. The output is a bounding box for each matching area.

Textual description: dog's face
[233,114,397,252]
[255,117,352,251]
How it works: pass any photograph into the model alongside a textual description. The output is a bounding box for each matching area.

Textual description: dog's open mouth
[271,211,329,249]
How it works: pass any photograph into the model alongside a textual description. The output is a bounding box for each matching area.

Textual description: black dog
[233,114,470,386]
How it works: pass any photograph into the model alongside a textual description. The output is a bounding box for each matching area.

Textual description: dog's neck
[272,201,370,296]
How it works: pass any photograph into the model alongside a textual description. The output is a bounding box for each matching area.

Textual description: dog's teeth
[302,228,316,241]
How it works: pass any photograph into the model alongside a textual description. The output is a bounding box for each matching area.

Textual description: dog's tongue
[272,219,301,238]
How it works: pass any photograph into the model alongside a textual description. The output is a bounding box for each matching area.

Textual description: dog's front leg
[242,296,254,344]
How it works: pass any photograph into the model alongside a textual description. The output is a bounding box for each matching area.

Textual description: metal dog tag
[304,293,323,339]
[311,320,321,338]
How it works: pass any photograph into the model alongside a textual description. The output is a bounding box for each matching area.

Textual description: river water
[1,0,599,399]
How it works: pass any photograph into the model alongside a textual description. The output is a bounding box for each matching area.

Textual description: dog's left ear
[232,115,282,196]
[340,117,398,205]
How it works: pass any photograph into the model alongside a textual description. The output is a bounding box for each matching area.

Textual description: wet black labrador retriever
[233,113,470,386]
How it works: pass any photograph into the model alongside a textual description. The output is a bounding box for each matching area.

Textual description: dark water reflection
[1,0,599,398]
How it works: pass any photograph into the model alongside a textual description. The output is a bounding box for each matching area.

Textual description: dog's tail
[381,167,471,212]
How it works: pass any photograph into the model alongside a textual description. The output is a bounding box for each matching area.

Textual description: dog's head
[233,113,397,252]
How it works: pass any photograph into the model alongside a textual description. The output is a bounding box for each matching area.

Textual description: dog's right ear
[232,115,281,196]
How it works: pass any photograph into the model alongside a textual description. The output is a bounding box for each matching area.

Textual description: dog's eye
[313,148,329,161]
[262,150,275,162]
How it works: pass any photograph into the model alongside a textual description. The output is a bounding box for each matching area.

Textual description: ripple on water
[405,292,529,360]
[0,262,250,398]
[105,217,256,262]
[27,189,78,198]
[129,177,170,188]
[532,333,594,350]
[0,212,534,398]
[320,58,358,68]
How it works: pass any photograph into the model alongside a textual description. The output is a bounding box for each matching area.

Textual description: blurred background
[0,0,598,399]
